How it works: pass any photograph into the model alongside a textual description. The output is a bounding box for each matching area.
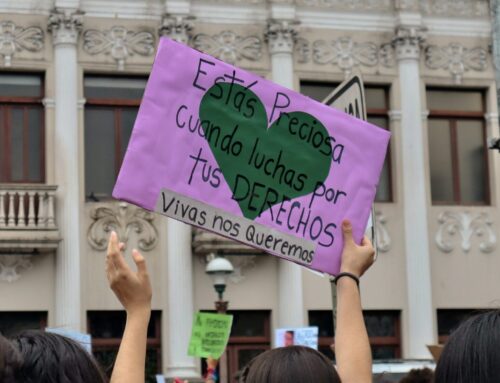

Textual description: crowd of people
[0,219,499,382]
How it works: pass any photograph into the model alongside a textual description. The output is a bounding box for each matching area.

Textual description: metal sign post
[322,72,375,339]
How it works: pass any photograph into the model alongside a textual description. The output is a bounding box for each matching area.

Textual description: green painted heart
[199,82,332,220]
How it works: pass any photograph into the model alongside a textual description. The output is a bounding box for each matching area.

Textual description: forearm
[111,309,151,383]
[334,278,372,383]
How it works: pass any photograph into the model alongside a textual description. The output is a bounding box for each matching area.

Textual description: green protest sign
[188,312,233,359]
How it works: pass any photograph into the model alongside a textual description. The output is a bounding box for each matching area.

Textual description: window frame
[365,85,393,203]
[87,310,162,377]
[84,74,145,200]
[0,73,45,184]
[310,309,402,360]
[427,87,490,206]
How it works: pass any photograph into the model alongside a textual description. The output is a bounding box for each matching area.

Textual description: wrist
[335,272,360,287]
[339,268,361,278]
[126,305,151,320]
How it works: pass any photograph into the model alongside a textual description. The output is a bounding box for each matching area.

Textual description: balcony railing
[0,184,60,251]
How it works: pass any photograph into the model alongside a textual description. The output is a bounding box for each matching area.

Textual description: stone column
[48,8,84,330]
[159,12,200,380]
[165,219,200,380]
[265,20,305,328]
[393,25,436,357]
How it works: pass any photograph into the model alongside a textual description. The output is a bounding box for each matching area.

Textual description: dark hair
[434,310,500,383]
[0,335,22,383]
[399,367,434,383]
[240,345,340,383]
[3,330,108,383]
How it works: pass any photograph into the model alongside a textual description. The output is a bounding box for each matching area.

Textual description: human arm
[106,231,152,383]
[334,220,375,383]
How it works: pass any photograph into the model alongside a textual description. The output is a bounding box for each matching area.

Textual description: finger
[132,249,148,276]
[360,235,373,249]
[342,219,355,245]
[107,231,119,256]
[107,233,128,272]
[119,242,125,251]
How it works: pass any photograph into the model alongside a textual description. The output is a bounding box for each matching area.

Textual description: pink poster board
[113,38,390,276]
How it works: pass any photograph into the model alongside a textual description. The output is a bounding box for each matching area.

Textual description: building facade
[0,0,499,381]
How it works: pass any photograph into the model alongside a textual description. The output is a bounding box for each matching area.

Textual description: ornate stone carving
[0,21,44,66]
[296,38,395,75]
[88,202,158,252]
[192,31,262,64]
[47,9,84,46]
[83,26,155,70]
[295,0,391,11]
[420,0,489,17]
[312,38,379,77]
[265,20,299,55]
[392,26,426,61]
[394,0,420,11]
[159,14,194,45]
[425,43,488,84]
[0,254,33,283]
[435,212,496,254]
[374,212,391,253]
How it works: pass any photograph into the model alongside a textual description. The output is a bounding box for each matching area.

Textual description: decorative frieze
[296,0,391,11]
[425,43,488,84]
[435,212,496,254]
[296,37,394,77]
[192,31,262,64]
[0,21,44,66]
[419,0,489,17]
[83,26,155,71]
[265,20,299,55]
[88,202,158,252]
[47,8,83,46]
[159,14,194,45]
[0,254,33,283]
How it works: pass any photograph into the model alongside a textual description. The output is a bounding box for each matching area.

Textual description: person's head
[239,345,340,383]
[2,330,108,383]
[434,309,500,383]
[283,330,295,347]
[399,367,434,383]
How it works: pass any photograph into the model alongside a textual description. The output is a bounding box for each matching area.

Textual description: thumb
[342,219,354,245]
[132,249,147,275]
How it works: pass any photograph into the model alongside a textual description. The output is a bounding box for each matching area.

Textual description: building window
[427,89,489,205]
[437,309,487,344]
[87,310,161,383]
[0,73,44,183]
[84,75,147,200]
[0,311,47,336]
[309,310,401,360]
[300,81,393,202]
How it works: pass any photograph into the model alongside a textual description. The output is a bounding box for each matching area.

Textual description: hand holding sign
[339,220,375,278]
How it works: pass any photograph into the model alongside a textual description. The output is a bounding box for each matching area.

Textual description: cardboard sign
[188,312,233,359]
[323,74,377,257]
[113,38,390,275]
[275,327,319,349]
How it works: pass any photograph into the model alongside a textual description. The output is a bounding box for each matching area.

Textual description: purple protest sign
[113,38,390,276]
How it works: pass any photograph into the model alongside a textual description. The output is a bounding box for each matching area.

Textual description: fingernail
[342,220,350,228]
